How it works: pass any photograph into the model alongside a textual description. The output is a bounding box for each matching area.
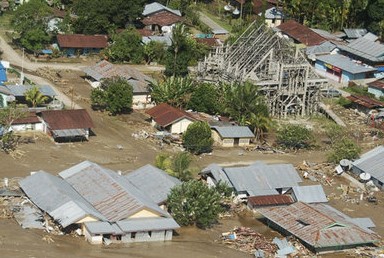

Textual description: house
[0,62,6,85]
[259,7,285,27]
[337,37,384,73]
[211,125,254,147]
[146,103,197,134]
[315,54,377,83]
[200,161,302,199]
[83,60,153,109]
[346,94,384,114]
[351,145,384,190]
[306,41,337,62]
[11,112,44,132]
[141,2,182,32]
[37,109,94,142]
[343,28,368,41]
[125,164,181,206]
[289,185,328,203]
[257,202,379,253]
[0,84,57,107]
[57,34,108,56]
[367,78,384,99]
[276,20,326,47]
[19,161,180,245]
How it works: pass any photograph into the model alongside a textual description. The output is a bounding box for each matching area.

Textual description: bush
[167,180,224,228]
[326,137,361,163]
[183,121,213,154]
[276,124,314,149]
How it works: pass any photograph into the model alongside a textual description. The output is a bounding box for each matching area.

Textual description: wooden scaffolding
[197,22,328,117]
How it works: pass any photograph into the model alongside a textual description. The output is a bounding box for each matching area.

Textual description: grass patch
[199,9,233,32]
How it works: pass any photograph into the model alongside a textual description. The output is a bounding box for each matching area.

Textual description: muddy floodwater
[1,213,279,258]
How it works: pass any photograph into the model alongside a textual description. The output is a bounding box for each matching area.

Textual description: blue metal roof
[0,63,7,84]
[316,54,377,74]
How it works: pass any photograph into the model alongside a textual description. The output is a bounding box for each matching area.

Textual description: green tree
[104,28,144,63]
[326,137,361,163]
[150,76,195,108]
[24,86,48,107]
[276,124,315,149]
[187,82,222,114]
[73,0,146,34]
[11,0,52,53]
[365,0,384,38]
[167,180,224,228]
[183,121,213,154]
[324,123,345,145]
[90,77,133,115]
[164,24,191,77]
[0,104,27,153]
[144,41,168,65]
[155,152,193,182]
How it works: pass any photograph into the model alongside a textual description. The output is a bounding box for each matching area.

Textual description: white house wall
[11,123,44,132]
[368,87,384,99]
[170,118,193,134]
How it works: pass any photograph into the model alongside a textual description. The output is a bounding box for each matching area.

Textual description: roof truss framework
[197,22,328,117]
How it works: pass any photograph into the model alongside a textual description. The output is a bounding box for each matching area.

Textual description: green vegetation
[90,77,133,115]
[187,83,222,114]
[276,124,315,149]
[167,180,225,228]
[155,152,194,182]
[183,121,213,154]
[0,104,27,153]
[326,137,361,163]
[24,86,48,107]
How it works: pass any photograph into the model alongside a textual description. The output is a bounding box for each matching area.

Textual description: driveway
[198,12,228,34]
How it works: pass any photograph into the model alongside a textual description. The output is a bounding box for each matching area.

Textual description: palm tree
[169,23,188,77]
[24,86,48,107]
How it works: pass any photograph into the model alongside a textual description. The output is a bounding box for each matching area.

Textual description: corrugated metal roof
[257,202,379,250]
[316,54,377,74]
[352,145,384,181]
[125,164,181,204]
[346,95,384,109]
[276,20,326,46]
[292,185,328,203]
[142,35,172,46]
[362,32,379,42]
[52,129,87,138]
[57,34,108,49]
[19,171,106,228]
[343,29,367,39]
[39,109,94,130]
[146,103,196,127]
[247,194,294,207]
[5,85,56,97]
[368,78,384,90]
[59,161,168,222]
[211,126,255,138]
[200,163,232,186]
[116,217,180,232]
[337,37,384,62]
[142,2,181,17]
[350,218,376,230]
[306,41,336,56]
[220,163,302,196]
[141,10,183,27]
[84,221,124,235]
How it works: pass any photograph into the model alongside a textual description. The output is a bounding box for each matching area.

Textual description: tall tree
[11,0,52,53]
[187,82,222,114]
[24,86,48,107]
[183,121,213,154]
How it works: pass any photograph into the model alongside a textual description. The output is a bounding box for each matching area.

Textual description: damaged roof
[257,202,379,251]
[291,185,328,203]
[125,164,181,204]
[247,194,294,207]
[346,95,384,109]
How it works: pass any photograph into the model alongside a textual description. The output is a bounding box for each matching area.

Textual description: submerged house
[19,161,180,245]
[83,60,153,109]
[146,103,196,134]
[37,109,94,142]
[351,145,384,190]
[257,202,379,253]
[200,162,302,199]
[57,34,108,56]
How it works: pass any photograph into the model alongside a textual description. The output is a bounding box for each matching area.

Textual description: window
[131,232,136,239]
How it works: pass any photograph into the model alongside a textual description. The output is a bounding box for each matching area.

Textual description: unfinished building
[197,22,328,117]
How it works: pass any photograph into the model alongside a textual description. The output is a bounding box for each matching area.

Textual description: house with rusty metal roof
[200,161,302,198]
[57,34,108,56]
[146,103,197,134]
[83,60,153,109]
[247,194,294,209]
[141,2,182,33]
[351,145,384,190]
[257,202,379,253]
[37,109,94,142]
[125,164,181,205]
[19,161,180,245]
[276,20,326,47]
[368,78,384,99]
[346,94,384,114]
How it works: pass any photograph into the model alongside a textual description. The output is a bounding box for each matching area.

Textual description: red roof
[57,34,108,49]
[39,109,94,130]
[367,79,384,90]
[141,10,183,27]
[252,0,276,14]
[12,112,40,125]
[347,94,384,109]
[247,194,294,207]
[195,37,221,47]
[146,103,196,127]
[277,20,326,46]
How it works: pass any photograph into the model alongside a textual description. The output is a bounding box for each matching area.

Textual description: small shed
[346,94,384,114]
[38,109,94,142]
[11,112,44,132]
[247,194,294,209]
[211,125,254,147]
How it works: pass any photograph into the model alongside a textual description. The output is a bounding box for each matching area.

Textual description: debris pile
[221,227,277,255]
[296,161,335,186]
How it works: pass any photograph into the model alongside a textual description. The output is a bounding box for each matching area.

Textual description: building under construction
[197,22,328,117]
